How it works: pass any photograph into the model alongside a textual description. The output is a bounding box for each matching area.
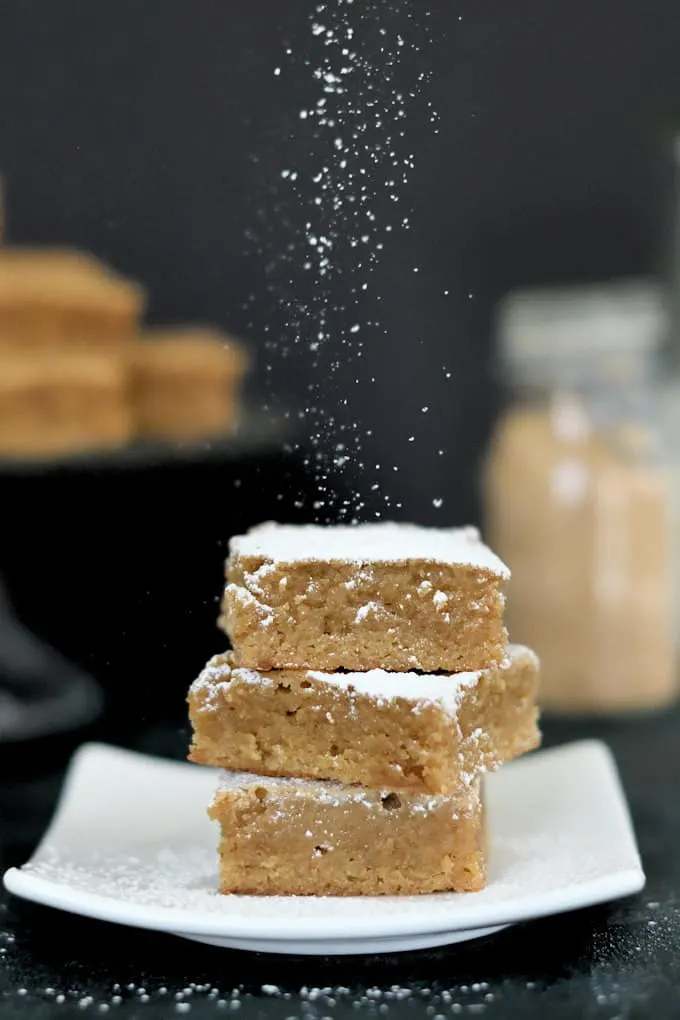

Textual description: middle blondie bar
[189,644,539,795]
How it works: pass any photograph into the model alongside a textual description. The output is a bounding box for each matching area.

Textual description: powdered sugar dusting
[354,600,382,622]
[224,584,274,628]
[215,769,479,817]
[231,522,510,576]
[309,666,480,712]
[191,656,267,713]
[191,645,533,718]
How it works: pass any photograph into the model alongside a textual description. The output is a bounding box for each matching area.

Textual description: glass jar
[483,280,678,714]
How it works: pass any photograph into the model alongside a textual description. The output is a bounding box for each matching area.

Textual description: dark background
[2,5,680,1013]
[1,0,680,716]
[1,0,680,520]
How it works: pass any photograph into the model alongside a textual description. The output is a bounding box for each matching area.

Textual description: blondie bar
[0,249,144,351]
[130,327,247,441]
[220,522,509,672]
[209,771,485,895]
[189,644,539,793]
[0,351,132,457]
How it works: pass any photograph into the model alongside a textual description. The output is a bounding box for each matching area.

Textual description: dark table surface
[1,706,679,1020]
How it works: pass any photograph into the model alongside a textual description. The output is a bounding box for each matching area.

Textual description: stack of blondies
[188,522,540,896]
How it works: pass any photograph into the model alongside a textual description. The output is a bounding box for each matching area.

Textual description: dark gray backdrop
[0,0,678,522]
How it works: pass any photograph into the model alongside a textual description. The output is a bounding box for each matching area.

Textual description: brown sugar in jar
[483,282,678,714]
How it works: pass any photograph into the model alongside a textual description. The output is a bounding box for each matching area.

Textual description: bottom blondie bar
[209,771,485,896]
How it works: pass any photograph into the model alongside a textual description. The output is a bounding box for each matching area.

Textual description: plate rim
[3,862,644,939]
[175,922,514,955]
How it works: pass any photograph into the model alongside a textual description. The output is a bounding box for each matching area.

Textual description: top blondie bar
[220,522,510,672]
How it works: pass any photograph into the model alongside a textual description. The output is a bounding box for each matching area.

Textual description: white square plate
[3,739,644,956]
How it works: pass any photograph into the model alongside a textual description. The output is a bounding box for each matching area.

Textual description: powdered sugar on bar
[192,647,535,721]
[214,769,479,817]
[230,522,510,577]
[194,653,485,711]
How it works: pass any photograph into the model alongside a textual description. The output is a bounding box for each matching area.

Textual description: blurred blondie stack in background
[188,522,541,897]
[0,245,144,457]
[131,327,248,443]
[0,180,248,460]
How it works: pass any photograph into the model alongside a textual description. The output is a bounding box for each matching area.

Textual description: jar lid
[497,279,667,378]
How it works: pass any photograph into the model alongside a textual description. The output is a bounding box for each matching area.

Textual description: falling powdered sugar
[242,1,439,519]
